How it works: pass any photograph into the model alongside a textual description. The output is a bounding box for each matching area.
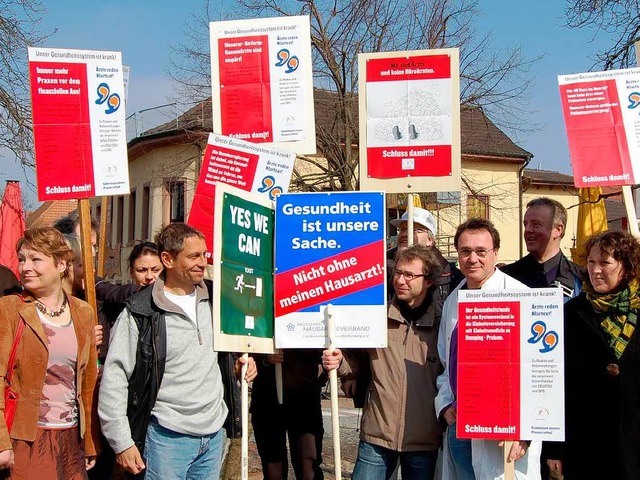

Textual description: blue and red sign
[274,191,387,348]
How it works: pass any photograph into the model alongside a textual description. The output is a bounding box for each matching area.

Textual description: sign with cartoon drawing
[358,48,461,193]
[456,289,564,441]
[28,47,129,200]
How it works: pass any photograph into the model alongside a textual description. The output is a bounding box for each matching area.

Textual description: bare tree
[564,0,640,70]
[171,0,538,191]
[0,0,52,170]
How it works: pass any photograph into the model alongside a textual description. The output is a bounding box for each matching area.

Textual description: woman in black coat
[546,231,640,479]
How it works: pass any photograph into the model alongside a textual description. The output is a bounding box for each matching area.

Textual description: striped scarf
[585,278,640,359]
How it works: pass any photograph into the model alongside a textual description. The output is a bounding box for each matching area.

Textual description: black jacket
[501,252,584,299]
[349,246,462,408]
[125,280,241,451]
[544,293,640,479]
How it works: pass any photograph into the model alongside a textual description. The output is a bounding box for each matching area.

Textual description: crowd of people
[0,197,638,480]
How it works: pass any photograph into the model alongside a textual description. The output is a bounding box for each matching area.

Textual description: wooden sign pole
[503,440,515,480]
[241,353,249,480]
[78,198,97,319]
[97,196,109,278]
[326,304,342,479]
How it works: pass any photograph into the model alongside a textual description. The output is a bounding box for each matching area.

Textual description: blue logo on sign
[528,320,559,353]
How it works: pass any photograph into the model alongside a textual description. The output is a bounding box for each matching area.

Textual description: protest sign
[28,47,129,201]
[558,68,640,187]
[274,191,387,348]
[358,49,461,193]
[187,132,296,255]
[213,183,275,353]
[210,15,316,154]
[456,288,564,441]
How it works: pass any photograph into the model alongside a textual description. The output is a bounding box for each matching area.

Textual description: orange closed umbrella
[0,181,26,277]
[574,187,608,267]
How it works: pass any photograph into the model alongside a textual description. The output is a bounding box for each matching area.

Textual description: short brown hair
[584,231,640,285]
[17,227,73,267]
[395,245,442,282]
[454,219,501,250]
[526,197,567,238]
[154,223,205,258]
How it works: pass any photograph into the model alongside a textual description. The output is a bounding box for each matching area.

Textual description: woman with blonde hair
[0,227,99,479]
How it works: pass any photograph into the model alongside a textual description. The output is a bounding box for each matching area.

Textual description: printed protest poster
[187,132,296,255]
[210,15,316,154]
[456,289,564,441]
[28,47,129,201]
[274,191,387,348]
[358,49,461,193]
[558,68,640,187]
[213,183,275,353]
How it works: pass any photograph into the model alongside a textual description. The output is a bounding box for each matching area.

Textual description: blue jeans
[446,422,475,480]
[143,420,224,480]
[351,440,437,480]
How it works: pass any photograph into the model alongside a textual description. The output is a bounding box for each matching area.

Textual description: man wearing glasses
[387,207,463,300]
[323,244,445,480]
[435,219,541,479]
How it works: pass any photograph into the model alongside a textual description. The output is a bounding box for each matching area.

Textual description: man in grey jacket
[99,223,256,479]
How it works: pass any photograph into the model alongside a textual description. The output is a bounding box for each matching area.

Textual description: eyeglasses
[458,247,495,258]
[392,269,426,281]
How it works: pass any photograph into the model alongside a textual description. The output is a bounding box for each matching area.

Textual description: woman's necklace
[35,295,68,317]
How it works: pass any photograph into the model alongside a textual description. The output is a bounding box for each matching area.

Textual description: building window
[128,189,137,244]
[142,185,150,240]
[467,194,489,219]
[164,180,185,224]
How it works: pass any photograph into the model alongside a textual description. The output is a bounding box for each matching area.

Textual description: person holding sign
[98,223,256,480]
[250,350,326,480]
[323,245,445,480]
[546,231,640,479]
[0,227,100,478]
[435,219,541,479]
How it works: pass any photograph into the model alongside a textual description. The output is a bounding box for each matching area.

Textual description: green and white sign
[213,182,275,353]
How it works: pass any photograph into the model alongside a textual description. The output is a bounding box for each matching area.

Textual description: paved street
[247,395,362,480]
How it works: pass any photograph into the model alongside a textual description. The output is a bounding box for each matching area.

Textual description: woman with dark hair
[127,242,162,286]
[0,227,99,479]
[546,231,640,479]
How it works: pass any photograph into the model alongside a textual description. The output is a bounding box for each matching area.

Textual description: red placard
[559,79,633,186]
[274,240,385,317]
[366,55,451,82]
[218,36,273,142]
[456,301,521,440]
[30,61,94,200]
[188,142,260,254]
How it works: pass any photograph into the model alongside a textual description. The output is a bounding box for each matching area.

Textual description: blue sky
[1,0,620,206]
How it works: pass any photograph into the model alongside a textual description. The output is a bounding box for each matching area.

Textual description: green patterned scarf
[585,278,640,359]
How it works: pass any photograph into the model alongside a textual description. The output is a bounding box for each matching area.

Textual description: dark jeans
[351,440,437,480]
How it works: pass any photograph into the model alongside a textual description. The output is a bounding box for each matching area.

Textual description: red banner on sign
[559,79,633,187]
[366,55,451,82]
[218,35,273,142]
[188,142,260,254]
[366,145,452,178]
[457,301,521,440]
[275,240,385,316]
[30,61,94,200]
